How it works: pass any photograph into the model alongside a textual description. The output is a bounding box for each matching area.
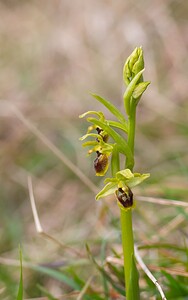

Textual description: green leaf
[16,247,23,300]
[96,182,117,200]
[107,120,128,133]
[91,93,127,125]
[128,255,140,300]
[123,69,145,115]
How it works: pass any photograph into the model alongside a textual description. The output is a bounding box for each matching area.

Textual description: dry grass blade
[25,297,48,300]
[137,196,188,207]
[148,265,188,278]
[106,256,122,266]
[134,246,167,300]
[0,256,36,268]
[0,288,6,295]
[157,212,187,239]
[12,106,98,194]
[150,207,188,241]
[28,176,82,257]
[25,291,79,300]
[28,176,43,233]
[76,276,93,300]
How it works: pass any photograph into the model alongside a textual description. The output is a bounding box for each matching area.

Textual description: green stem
[121,103,138,299]
[120,209,134,299]
[127,103,136,164]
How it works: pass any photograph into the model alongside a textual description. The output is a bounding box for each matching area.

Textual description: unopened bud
[123,47,144,86]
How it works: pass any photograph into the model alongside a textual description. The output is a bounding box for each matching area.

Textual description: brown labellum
[94,151,108,176]
[115,187,133,208]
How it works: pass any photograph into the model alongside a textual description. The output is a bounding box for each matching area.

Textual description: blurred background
[0,0,188,299]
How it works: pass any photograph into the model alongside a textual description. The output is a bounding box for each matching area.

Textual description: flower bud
[123,47,144,86]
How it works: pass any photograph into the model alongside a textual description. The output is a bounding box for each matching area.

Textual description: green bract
[123,69,145,115]
[132,81,150,100]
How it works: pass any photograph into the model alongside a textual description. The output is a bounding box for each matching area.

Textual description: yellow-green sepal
[96,182,117,200]
[116,169,150,188]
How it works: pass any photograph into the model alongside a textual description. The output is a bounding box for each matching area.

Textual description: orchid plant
[80,47,150,299]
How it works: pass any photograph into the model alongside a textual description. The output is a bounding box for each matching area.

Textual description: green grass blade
[138,243,187,253]
[37,284,58,300]
[16,247,23,300]
[162,270,188,297]
[31,265,81,290]
[86,244,125,296]
[91,93,127,125]
[107,262,124,285]
[0,265,16,298]
[68,269,105,300]
[100,239,109,300]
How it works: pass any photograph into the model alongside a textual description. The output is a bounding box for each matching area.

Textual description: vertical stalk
[120,208,134,299]
[127,104,136,160]
[120,103,138,299]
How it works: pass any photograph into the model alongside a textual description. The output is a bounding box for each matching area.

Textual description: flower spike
[79,47,151,298]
